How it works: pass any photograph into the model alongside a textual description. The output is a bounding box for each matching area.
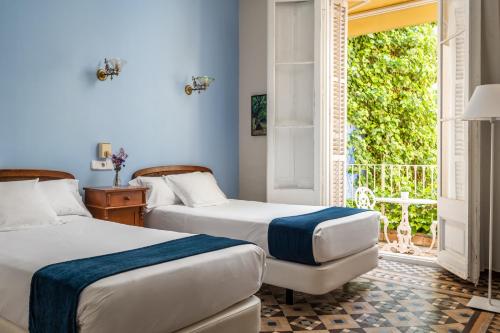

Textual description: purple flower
[111,148,128,171]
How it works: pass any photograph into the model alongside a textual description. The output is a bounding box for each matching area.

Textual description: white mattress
[0,216,266,333]
[146,199,380,264]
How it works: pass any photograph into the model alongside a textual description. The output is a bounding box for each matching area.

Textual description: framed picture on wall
[251,94,267,136]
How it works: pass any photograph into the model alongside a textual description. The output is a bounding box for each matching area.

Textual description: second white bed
[0,216,265,333]
[146,199,379,264]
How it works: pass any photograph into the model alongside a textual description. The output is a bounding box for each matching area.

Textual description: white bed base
[0,296,261,333]
[264,245,378,299]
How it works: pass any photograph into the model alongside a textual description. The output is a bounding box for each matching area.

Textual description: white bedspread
[0,216,266,333]
[146,199,380,264]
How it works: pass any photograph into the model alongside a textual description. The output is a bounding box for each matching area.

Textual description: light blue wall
[0,0,239,196]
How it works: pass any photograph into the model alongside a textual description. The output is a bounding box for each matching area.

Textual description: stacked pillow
[0,178,90,232]
[130,172,228,209]
[129,176,181,212]
[38,179,91,217]
[164,172,228,208]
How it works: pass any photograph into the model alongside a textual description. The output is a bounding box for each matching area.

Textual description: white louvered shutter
[328,0,347,206]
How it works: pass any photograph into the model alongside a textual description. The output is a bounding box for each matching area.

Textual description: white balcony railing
[347,164,438,255]
[347,164,438,200]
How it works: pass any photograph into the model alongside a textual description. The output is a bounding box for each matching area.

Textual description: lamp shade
[463,84,500,120]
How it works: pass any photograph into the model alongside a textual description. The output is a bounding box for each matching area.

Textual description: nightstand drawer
[108,191,143,207]
[107,207,142,226]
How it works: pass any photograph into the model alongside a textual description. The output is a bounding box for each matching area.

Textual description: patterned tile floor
[257,259,500,333]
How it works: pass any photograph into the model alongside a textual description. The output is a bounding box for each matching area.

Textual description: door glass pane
[275,127,314,189]
[273,0,315,192]
[440,0,466,201]
[275,64,314,126]
[275,1,314,63]
[441,0,465,41]
[441,36,466,120]
[440,36,466,200]
[440,120,465,200]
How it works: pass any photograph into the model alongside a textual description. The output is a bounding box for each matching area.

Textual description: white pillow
[38,179,91,217]
[128,177,180,211]
[0,179,60,232]
[164,172,228,208]
[128,178,142,187]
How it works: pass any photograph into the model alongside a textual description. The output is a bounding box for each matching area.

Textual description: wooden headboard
[132,165,212,179]
[0,169,75,182]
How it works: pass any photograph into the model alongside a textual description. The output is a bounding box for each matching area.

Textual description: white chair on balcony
[354,187,390,245]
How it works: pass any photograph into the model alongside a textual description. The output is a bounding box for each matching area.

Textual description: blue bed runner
[268,207,368,266]
[29,234,250,333]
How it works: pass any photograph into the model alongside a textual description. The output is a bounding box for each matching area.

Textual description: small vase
[113,171,121,187]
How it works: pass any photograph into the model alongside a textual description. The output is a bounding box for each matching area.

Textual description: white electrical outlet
[91,159,113,170]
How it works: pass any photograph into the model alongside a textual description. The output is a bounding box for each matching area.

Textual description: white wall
[479,0,500,272]
[239,0,268,201]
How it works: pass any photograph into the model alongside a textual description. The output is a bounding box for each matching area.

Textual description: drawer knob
[124,196,131,201]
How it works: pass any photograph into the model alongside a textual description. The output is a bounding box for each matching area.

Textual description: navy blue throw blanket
[29,234,249,333]
[268,207,368,265]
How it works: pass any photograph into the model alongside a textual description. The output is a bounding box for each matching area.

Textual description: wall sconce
[98,143,112,159]
[185,76,215,95]
[96,58,127,81]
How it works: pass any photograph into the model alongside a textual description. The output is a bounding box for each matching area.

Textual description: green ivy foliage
[347,24,438,234]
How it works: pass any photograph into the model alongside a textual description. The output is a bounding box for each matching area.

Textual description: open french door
[437,0,480,283]
[267,0,347,206]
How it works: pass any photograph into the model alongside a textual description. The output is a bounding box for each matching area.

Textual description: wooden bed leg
[285,288,294,305]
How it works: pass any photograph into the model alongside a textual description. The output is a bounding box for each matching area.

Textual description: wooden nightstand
[84,186,148,227]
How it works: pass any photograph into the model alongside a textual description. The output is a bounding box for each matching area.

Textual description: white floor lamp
[464,84,500,313]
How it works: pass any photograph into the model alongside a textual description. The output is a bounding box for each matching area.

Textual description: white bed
[0,217,265,333]
[147,199,379,263]
[133,165,380,301]
[0,169,265,333]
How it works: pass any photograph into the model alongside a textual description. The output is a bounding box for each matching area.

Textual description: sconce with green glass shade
[185,76,215,95]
